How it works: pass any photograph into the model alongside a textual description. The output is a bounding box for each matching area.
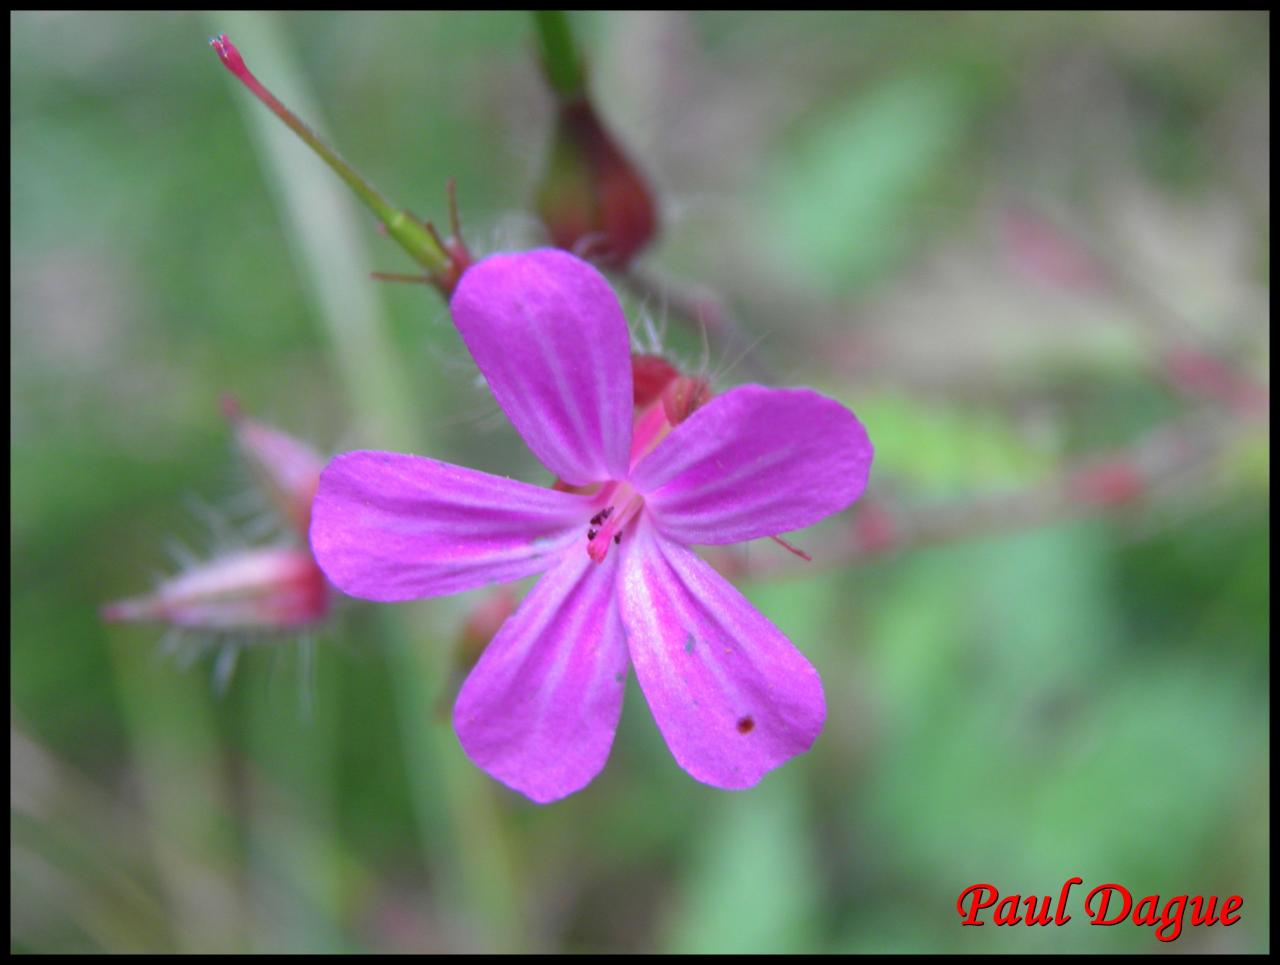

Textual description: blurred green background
[10,10,1269,953]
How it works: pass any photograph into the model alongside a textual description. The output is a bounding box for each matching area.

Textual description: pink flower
[221,394,325,538]
[102,401,331,639]
[102,547,330,631]
[310,249,873,802]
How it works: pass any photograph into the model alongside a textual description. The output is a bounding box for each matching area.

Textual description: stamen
[587,485,643,562]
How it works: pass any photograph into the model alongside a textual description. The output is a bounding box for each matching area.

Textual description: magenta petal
[310,450,589,602]
[632,385,872,545]
[618,519,825,789]
[454,547,629,803]
[450,249,634,486]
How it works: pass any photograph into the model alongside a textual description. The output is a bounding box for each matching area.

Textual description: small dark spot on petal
[736,716,755,735]
[614,671,624,684]
[614,532,622,544]
[684,634,695,653]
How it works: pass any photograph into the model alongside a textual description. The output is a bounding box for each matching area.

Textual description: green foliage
[764,69,985,293]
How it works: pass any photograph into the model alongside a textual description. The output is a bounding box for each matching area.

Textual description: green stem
[532,11,586,97]
[211,33,449,277]
[209,12,526,950]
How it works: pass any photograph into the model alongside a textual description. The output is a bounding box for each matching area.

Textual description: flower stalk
[530,13,657,267]
[532,11,586,98]
[210,34,469,291]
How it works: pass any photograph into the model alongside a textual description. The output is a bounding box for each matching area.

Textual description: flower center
[586,482,644,563]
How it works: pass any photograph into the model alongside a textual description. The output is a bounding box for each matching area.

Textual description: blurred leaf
[841,390,1054,491]
[666,778,818,954]
[763,70,980,293]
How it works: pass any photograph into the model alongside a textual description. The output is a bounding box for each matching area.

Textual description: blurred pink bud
[1001,206,1107,291]
[221,395,324,536]
[1067,460,1145,508]
[853,501,897,555]
[434,585,521,721]
[459,586,519,667]
[101,547,330,632]
[535,97,657,269]
[1161,346,1269,418]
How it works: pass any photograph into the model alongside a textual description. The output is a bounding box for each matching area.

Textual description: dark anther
[602,506,614,520]
[736,716,755,735]
[614,533,622,544]
[587,529,598,540]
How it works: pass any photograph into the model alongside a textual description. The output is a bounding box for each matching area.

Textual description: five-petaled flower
[309,249,873,802]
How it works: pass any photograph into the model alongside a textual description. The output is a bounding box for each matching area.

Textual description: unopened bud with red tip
[221,395,324,537]
[532,13,655,268]
[631,353,680,408]
[535,95,658,269]
[101,547,329,632]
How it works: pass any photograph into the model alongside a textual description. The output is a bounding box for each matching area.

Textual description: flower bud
[631,353,679,408]
[458,586,519,668]
[1001,205,1106,291]
[1066,460,1145,508]
[853,501,898,555]
[535,96,657,269]
[101,547,329,632]
[661,375,712,427]
[435,586,519,721]
[623,360,712,466]
[221,395,324,537]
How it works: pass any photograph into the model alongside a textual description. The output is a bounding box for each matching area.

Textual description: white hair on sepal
[181,494,250,556]
[151,622,332,711]
[486,212,545,258]
[171,632,215,673]
[570,230,613,264]
[239,510,283,544]
[162,535,201,572]
[213,644,240,696]
[157,628,185,663]
[297,635,316,721]
[629,300,671,358]
[702,329,770,390]
[259,635,322,722]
